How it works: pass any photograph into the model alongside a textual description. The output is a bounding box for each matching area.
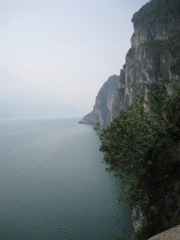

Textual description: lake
[0,117,131,240]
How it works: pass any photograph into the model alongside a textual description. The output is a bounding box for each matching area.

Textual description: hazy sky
[0,0,149,117]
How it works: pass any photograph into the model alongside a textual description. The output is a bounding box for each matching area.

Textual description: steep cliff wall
[113,0,180,117]
[114,0,180,236]
[79,75,119,126]
[79,0,180,238]
[81,0,180,125]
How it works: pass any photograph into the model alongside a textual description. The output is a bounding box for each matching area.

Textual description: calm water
[0,118,131,240]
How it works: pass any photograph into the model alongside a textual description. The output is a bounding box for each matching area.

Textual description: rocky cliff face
[79,75,119,126]
[117,0,180,233]
[113,0,180,118]
[80,0,180,237]
[81,0,180,125]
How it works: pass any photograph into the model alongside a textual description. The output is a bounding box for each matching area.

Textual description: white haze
[0,0,149,117]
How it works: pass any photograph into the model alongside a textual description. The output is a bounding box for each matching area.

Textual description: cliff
[80,0,180,238]
[116,0,180,235]
[113,0,180,118]
[81,0,180,125]
[79,75,119,126]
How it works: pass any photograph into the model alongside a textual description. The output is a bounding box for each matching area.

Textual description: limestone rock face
[115,1,180,232]
[112,0,180,117]
[79,75,119,126]
[80,0,180,126]
[79,0,180,236]
[132,206,146,233]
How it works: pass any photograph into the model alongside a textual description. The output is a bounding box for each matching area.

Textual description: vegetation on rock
[96,87,180,239]
[132,0,180,28]
[144,32,180,79]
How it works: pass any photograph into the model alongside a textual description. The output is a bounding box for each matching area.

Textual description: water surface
[0,118,131,240]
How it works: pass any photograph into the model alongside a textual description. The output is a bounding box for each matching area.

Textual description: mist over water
[0,118,131,240]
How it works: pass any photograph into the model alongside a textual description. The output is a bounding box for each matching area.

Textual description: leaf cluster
[132,0,180,28]
[96,87,180,239]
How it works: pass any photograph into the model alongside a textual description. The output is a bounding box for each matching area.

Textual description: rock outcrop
[80,0,180,236]
[112,0,180,118]
[148,225,180,240]
[80,0,180,125]
[79,75,119,126]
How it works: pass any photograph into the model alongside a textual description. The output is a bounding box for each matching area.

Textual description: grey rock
[79,75,119,126]
[148,225,180,240]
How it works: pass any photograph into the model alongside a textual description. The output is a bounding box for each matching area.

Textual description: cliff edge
[81,0,180,126]
[79,75,119,126]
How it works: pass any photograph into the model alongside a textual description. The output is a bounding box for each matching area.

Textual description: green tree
[96,87,180,239]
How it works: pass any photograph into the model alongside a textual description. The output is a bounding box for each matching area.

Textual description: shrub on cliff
[132,0,180,28]
[96,87,180,239]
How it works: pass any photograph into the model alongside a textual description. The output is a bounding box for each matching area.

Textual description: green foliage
[96,87,180,239]
[132,0,180,28]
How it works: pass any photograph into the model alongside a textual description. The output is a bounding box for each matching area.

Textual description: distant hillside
[81,0,180,126]
[79,75,119,126]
